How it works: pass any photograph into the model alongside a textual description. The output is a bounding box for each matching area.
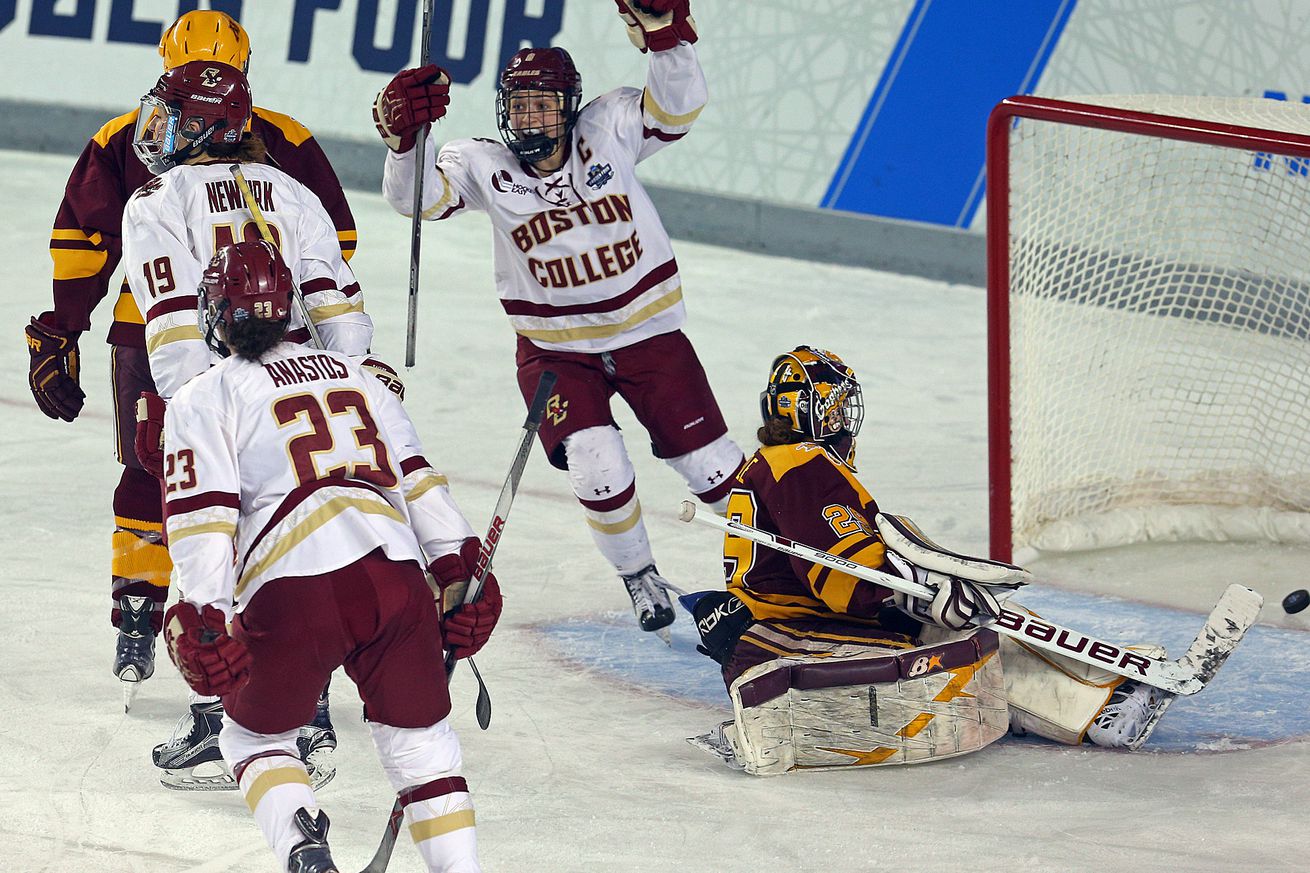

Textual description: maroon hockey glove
[373,65,451,153]
[615,0,698,52]
[25,316,85,422]
[430,537,504,659]
[164,601,252,697]
[134,392,167,481]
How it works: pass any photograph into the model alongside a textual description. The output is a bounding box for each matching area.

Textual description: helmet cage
[760,346,864,445]
[133,94,220,175]
[496,48,582,163]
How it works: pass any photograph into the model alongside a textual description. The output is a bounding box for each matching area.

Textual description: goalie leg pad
[876,513,1031,587]
[723,630,1008,775]
[999,601,1164,744]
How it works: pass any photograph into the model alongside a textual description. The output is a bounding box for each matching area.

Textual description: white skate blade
[159,760,237,791]
[655,625,672,646]
[687,722,744,771]
[118,668,147,712]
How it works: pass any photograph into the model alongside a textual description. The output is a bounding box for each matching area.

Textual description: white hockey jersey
[383,43,706,354]
[123,161,373,399]
[163,343,474,614]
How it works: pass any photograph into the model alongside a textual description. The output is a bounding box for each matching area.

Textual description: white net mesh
[1002,95,1310,551]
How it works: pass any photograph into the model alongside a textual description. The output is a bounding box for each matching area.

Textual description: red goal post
[986,95,1310,562]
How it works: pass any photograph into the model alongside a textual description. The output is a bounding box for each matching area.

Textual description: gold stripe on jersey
[237,495,408,595]
[585,502,643,534]
[146,324,203,353]
[419,170,458,220]
[409,809,476,843]
[169,520,239,544]
[404,471,450,503]
[114,289,146,325]
[338,230,358,261]
[642,89,704,127]
[774,626,914,648]
[243,765,312,811]
[252,106,313,146]
[50,247,109,280]
[52,228,104,246]
[307,299,366,322]
[92,109,139,148]
[739,634,800,659]
[514,286,683,343]
[807,536,886,613]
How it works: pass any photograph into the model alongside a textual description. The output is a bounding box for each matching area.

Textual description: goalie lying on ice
[682,346,1178,776]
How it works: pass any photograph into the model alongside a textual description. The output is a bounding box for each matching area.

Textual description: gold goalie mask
[760,346,864,453]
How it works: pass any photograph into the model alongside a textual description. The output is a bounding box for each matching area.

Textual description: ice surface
[0,150,1306,872]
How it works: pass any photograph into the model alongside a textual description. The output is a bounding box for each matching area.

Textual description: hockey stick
[404,0,437,367]
[357,370,556,873]
[678,501,1262,696]
[228,165,324,350]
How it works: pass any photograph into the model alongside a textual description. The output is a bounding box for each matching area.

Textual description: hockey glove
[164,601,252,697]
[25,316,85,421]
[884,551,1001,632]
[429,537,503,660]
[356,354,406,402]
[615,0,698,53]
[373,65,451,153]
[134,392,167,481]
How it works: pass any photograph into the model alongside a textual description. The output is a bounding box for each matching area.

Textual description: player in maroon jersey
[22,9,355,786]
[682,347,1180,774]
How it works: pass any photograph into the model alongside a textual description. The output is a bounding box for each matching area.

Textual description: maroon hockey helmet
[133,60,252,175]
[200,240,293,355]
[496,47,582,163]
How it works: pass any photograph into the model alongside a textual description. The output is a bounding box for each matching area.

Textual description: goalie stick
[358,369,556,873]
[678,501,1262,696]
[228,165,324,350]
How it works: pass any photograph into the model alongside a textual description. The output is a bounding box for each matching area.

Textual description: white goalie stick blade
[677,501,1264,696]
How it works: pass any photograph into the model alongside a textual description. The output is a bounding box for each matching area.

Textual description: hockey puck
[1283,589,1310,614]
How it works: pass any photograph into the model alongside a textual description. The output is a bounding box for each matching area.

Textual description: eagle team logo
[200,66,223,87]
[546,394,569,425]
[586,162,614,190]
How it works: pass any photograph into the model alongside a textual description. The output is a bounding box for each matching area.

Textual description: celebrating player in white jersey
[374,0,742,640]
[162,240,496,872]
[122,59,372,790]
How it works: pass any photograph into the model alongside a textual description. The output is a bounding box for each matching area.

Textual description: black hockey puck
[1283,589,1310,614]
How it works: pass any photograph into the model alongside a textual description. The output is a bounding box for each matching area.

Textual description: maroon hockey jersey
[725,442,897,623]
[45,106,357,347]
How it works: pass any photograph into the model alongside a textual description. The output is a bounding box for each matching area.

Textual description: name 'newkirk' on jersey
[205,178,275,214]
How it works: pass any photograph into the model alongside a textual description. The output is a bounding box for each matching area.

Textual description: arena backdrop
[2,0,1309,238]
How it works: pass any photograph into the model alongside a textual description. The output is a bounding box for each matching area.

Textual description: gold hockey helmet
[760,346,864,446]
[159,10,251,73]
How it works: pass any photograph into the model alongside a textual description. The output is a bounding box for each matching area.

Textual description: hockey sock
[402,777,479,872]
[564,426,654,574]
[233,749,318,868]
[110,515,171,632]
[663,435,744,512]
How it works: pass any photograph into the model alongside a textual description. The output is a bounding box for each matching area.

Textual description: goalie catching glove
[373,64,451,153]
[429,537,503,659]
[876,513,1030,632]
[164,601,252,696]
[25,316,85,422]
[615,0,698,53]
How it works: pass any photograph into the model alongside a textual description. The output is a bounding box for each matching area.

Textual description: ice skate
[153,700,235,790]
[297,690,338,791]
[287,807,339,873]
[620,564,683,645]
[113,594,157,712]
[686,720,745,771]
[1085,679,1177,750]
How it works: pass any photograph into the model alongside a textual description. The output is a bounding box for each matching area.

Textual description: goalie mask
[496,47,582,163]
[159,10,251,73]
[133,60,252,175]
[760,346,864,458]
[199,241,293,356]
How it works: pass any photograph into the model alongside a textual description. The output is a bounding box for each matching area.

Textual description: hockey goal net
[987,94,1310,561]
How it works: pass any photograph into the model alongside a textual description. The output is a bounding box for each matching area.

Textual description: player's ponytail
[225,317,288,361]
